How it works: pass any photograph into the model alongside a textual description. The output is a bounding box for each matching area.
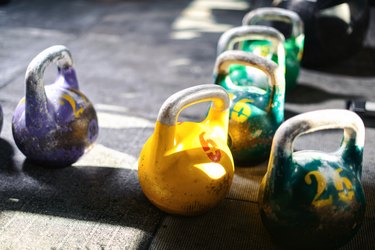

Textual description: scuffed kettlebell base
[259,151,365,249]
[260,207,364,249]
[229,115,276,166]
[12,105,98,167]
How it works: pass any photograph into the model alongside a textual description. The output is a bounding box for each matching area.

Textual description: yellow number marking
[254,45,271,58]
[59,94,84,118]
[305,168,354,208]
[18,97,26,105]
[333,168,354,202]
[231,98,254,123]
[69,88,89,103]
[305,171,333,208]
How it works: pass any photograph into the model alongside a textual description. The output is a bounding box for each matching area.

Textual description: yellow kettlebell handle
[155,84,230,152]
[216,25,285,66]
[214,50,282,112]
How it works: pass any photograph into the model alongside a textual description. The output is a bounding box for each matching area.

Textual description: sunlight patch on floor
[97,111,154,129]
[170,0,249,40]
[0,210,145,249]
[75,144,138,169]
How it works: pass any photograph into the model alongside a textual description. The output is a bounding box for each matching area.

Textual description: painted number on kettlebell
[305,170,333,207]
[254,45,271,58]
[59,89,88,118]
[305,168,354,208]
[199,132,221,162]
[334,168,355,202]
[231,98,254,123]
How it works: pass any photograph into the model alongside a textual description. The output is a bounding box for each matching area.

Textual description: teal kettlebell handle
[214,50,281,92]
[217,26,285,58]
[157,84,230,126]
[271,109,365,162]
[242,7,304,39]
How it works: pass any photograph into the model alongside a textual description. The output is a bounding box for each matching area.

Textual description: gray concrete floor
[1,0,375,249]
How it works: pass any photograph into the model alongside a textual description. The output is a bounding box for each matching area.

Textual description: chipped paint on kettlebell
[214,50,285,165]
[242,7,305,90]
[259,110,365,249]
[12,46,98,167]
[138,85,234,216]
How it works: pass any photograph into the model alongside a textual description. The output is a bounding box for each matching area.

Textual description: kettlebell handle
[242,7,304,38]
[26,45,73,83]
[25,45,74,127]
[217,26,285,57]
[214,50,281,89]
[272,109,365,161]
[157,84,229,126]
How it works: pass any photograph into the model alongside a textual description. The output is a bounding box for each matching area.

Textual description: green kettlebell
[217,25,285,94]
[242,7,304,90]
[214,50,285,165]
[259,109,366,249]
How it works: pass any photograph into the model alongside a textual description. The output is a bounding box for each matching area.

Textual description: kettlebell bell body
[259,109,365,249]
[242,7,304,90]
[214,50,285,165]
[138,85,234,216]
[274,0,369,67]
[12,45,99,167]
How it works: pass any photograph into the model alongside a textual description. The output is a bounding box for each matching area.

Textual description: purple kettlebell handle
[25,45,74,127]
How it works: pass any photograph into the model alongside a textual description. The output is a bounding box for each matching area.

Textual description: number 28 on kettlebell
[138,84,234,216]
[259,109,366,249]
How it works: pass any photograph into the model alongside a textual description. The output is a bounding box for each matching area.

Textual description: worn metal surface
[242,7,305,89]
[242,7,304,38]
[12,46,98,167]
[157,84,229,126]
[139,85,234,216]
[214,51,284,165]
[0,0,375,249]
[259,110,366,249]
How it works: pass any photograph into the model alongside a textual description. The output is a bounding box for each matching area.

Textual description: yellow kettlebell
[138,84,234,216]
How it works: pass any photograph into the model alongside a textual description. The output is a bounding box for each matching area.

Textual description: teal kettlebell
[243,7,304,90]
[217,25,285,97]
[214,50,285,165]
[259,109,366,249]
[217,25,286,71]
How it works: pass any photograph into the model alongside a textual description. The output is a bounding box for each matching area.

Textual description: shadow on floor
[305,47,375,77]
[285,84,375,128]
[286,84,364,105]
[0,138,162,236]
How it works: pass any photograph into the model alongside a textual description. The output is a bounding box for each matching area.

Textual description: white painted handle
[242,7,304,38]
[272,109,365,159]
[157,84,229,126]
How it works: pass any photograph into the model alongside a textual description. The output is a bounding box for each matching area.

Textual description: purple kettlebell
[12,45,99,167]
